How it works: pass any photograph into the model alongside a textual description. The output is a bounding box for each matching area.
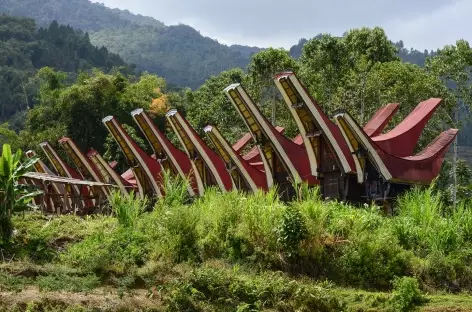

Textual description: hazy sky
[95,0,470,50]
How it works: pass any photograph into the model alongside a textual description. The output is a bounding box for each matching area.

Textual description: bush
[389,276,426,311]
[336,229,412,289]
[163,262,344,312]
[109,190,147,228]
[61,227,148,276]
[276,205,308,257]
[149,204,200,263]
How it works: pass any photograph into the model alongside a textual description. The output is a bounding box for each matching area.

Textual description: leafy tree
[299,34,349,108]
[10,68,165,164]
[426,40,472,204]
[0,144,41,241]
[247,48,299,136]
[343,27,399,65]
[184,68,247,143]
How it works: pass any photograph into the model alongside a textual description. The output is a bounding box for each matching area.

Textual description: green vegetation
[0,0,253,88]
[0,144,40,241]
[1,186,472,311]
[0,15,130,125]
[1,2,472,310]
[0,0,433,91]
[3,68,167,166]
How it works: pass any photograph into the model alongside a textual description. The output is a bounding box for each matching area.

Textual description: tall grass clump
[396,186,442,225]
[451,201,472,242]
[109,190,147,228]
[395,185,462,255]
[158,169,191,207]
[193,186,286,264]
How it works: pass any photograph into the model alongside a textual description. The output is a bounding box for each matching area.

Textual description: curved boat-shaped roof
[363,103,400,137]
[205,125,269,192]
[39,142,93,208]
[86,148,136,196]
[165,109,235,193]
[274,72,355,175]
[371,98,442,157]
[58,137,111,199]
[26,150,67,208]
[224,83,318,186]
[334,111,457,185]
[131,108,201,196]
[102,116,164,198]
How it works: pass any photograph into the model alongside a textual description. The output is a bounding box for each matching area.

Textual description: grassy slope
[2,186,472,311]
[1,260,471,311]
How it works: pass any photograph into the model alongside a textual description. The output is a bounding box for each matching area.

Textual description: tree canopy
[0,15,130,124]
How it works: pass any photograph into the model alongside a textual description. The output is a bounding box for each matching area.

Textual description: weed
[110,191,147,228]
[276,205,308,257]
[389,276,427,311]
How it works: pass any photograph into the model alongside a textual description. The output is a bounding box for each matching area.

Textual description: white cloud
[94,0,465,49]
[384,0,471,50]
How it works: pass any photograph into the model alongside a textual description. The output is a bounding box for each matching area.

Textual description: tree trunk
[271,87,276,124]
[453,106,458,207]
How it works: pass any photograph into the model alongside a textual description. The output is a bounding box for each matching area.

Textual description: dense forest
[0,14,130,129]
[0,0,434,89]
[0,0,254,88]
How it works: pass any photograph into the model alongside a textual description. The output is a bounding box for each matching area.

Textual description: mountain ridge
[0,0,431,88]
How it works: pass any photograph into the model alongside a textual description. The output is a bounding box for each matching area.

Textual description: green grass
[2,186,472,311]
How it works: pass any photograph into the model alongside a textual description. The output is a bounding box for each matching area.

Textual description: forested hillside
[0,0,255,88]
[1,1,472,153]
[0,0,440,89]
[90,24,250,88]
[0,0,165,30]
[0,14,129,128]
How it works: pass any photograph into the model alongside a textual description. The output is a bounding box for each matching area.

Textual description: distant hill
[0,14,129,125]
[89,23,251,88]
[0,0,436,89]
[0,0,257,88]
[0,0,165,30]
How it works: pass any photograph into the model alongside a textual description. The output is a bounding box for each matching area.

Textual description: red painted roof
[335,111,457,184]
[166,110,234,192]
[226,83,318,185]
[363,103,399,137]
[205,125,268,191]
[276,72,355,174]
[102,116,164,196]
[372,98,442,157]
[86,149,135,188]
[131,109,200,195]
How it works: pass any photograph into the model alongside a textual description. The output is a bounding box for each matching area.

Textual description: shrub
[164,262,345,312]
[389,276,426,311]
[276,205,308,257]
[109,190,147,228]
[61,227,148,276]
[336,229,413,289]
[147,204,200,263]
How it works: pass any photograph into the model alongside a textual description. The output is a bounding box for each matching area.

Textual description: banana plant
[0,144,42,241]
